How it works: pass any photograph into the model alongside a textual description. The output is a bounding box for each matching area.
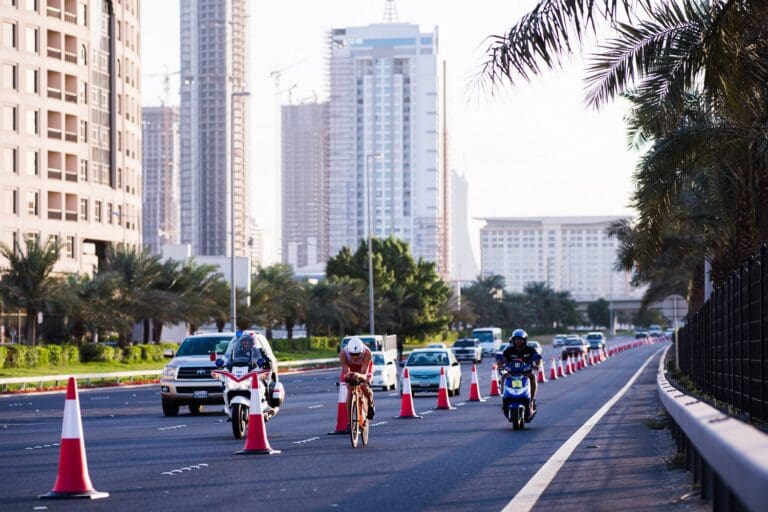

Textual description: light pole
[230,90,250,331]
[366,153,381,335]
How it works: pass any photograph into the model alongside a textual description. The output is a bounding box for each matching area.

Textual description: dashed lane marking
[161,463,208,476]
[293,436,320,445]
[158,424,188,431]
[307,404,324,409]
[370,421,388,427]
[24,442,59,450]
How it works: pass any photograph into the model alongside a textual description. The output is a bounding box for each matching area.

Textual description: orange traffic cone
[549,357,558,380]
[557,358,565,377]
[489,364,501,396]
[537,361,547,383]
[468,364,485,401]
[39,377,109,500]
[236,374,280,455]
[328,370,349,434]
[435,367,455,410]
[397,368,422,419]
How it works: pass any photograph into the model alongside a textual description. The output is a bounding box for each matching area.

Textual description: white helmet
[347,337,365,355]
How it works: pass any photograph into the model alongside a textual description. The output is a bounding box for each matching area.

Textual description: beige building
[0,0,141,275]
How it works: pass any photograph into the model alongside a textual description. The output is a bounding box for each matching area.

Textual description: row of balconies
[46,29,84,65]
[46,0,78,25]
[45,70,81,103]
[45,111,80,142]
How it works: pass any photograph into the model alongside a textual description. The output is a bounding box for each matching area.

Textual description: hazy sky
[141,1,638,264]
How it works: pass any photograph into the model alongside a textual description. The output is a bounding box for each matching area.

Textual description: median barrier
[657,346,768,512]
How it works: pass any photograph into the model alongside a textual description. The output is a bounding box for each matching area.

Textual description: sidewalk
[532,352,708,511]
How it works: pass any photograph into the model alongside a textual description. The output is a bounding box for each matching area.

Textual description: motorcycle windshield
[231,345,255,365]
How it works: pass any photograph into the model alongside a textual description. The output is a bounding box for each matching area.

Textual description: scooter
[212,361,284,439]
[498,357,537,430]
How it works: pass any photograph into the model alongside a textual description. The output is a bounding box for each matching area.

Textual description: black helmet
[510,329,528,344]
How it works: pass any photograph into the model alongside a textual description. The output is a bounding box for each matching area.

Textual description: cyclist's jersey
[344,346,371,373]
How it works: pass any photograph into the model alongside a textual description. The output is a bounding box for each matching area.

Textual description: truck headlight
[162,366,177,378]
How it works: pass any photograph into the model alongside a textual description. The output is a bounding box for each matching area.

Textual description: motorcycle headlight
[162,366,177,378]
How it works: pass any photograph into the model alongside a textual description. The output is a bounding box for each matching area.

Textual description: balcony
[47,87,61,99]
[47,127,62,140]
[64,51,77,64]
[47,209,62,220]
[47,6,61,19]
[65,211,77,221]
[64,170,77,182]
[47,168,62,180]
[64,131,77,142]
[64,92,77,103]
[47,46,62,59]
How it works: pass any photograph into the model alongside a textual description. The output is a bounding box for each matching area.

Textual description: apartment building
[141,105,179,254]
[479,216,644,302]
[281,101,329,270]
[179,0,249,258]
[327,21,450,276]
[0,0,141,275]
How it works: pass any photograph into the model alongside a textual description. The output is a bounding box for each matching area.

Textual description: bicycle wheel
[361,397,370,446]
[349,391,360,448]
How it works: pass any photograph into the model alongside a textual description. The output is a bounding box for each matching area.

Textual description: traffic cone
[328,370,349,434]
[39,377,109,500]
[537,361,547,383]
[557,358,565,377]
[236,374,280,455]
[397,368,421,419]
[435,367,455,410]
[468,364,485,401]
[489,364,501,396]
[549,357,558,380]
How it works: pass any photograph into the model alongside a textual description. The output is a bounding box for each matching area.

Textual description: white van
[471,327,503,355]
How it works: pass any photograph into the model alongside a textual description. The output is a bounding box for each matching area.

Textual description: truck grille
[177,367,214,379]
[176,385,222,394]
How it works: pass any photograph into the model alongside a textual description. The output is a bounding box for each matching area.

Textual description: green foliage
[5,345,30,368]
[0,346,5,366]
[80,344,119,363]
[32,346,49,366]
[139,344,166,362]
[122,346,143,363]
[62,345,80,365]
[587,298,611,327]
[270,337,337,352]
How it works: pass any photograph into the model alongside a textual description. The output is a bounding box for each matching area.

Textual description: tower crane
[144,66,180,105]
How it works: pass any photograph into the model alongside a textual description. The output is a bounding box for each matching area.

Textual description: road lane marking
[421,410,433,415]
[307,404,324,409]
[293,436,320,445]
[158,424,188,431]
[502,346,664,512]
[24,442,59,450]
[161,462,208,475]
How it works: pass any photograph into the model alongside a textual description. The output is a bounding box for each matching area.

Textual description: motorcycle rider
[226,332,272,372]
[501,328,540,410]
[339,336,375,420]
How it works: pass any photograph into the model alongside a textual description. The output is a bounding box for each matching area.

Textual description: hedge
[0,343,172,369]
[270,336,337,352]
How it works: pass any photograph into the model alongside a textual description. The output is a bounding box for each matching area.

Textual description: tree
[587,298,610,328]
[249,264,306,340]
[0,238,63,345]
[305,276,367,336]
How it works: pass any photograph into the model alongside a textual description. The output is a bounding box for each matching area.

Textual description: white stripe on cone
[61,397,84,440]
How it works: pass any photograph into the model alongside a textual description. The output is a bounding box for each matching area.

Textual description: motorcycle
[212,357,284,439]
[497,356,538,430]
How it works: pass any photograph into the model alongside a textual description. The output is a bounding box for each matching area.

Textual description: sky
[141,0,639,265]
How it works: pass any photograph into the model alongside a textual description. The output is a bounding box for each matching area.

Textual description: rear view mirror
[163,349,174,358]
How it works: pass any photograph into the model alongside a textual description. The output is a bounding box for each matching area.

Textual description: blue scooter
[497,356,539,430]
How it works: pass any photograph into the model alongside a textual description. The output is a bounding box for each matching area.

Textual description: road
[0,338,693,511]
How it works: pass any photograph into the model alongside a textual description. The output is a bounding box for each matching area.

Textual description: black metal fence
[678,244,767,425]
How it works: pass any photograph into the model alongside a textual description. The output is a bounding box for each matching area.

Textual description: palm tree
[0,238,63,345]
[305,276,367,337]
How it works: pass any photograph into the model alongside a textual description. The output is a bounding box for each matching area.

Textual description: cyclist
[339,336,375,420]
[501,328,541,410]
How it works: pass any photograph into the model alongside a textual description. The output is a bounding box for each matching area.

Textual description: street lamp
[366,153,382,335]
[230,90,250,331]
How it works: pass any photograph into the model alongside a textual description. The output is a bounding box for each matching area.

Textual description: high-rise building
[328,21,450,276]
[281,101,329,270]
[179,0,249,257]
[141,106,179,254]
[479,216,644,302]
[248,217,263,272]
[0,0,141,275]
[450,170,478,282]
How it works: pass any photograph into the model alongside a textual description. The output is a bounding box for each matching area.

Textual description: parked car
[371,350,398,391]
[561,336,588,360]
[160,332,236,416]
[584,332,606,350]
[399,348,461,396]
[526,340,543,356]
[451,338,483,363]
[552,334,569,347]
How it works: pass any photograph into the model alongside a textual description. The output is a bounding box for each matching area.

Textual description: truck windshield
[473,332,493,343]
[176,336,232,356]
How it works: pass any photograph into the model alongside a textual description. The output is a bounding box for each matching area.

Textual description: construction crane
[269,60,306,99]
[144,66,180,105]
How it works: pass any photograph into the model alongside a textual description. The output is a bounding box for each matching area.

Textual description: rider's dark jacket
[502,344,539,369]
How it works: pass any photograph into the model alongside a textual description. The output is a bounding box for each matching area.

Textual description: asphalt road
[0,338,692,512]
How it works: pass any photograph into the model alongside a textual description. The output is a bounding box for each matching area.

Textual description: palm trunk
[25,310,37,345]
[688,262,706,315]
[143,319,151,343]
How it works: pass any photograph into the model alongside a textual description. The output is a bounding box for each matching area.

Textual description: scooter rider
[339,336,375,420]
[501,329,540,409]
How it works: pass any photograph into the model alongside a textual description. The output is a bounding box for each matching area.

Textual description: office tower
[281,101,329,270]
[248,217,263,272]
[0,0,141,275]
[450,170,478,282]
[328,21,449,276]
[141,106,179,254]
[479,216,644,302]
[179,0,249,257]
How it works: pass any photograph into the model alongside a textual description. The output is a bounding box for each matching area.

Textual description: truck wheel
[162,399,179,417]
[189,403,202,415]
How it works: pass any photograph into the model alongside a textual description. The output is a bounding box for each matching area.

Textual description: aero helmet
[347,337,365,355]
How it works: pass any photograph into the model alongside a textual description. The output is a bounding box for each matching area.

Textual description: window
[1,147,16,173]
[26,190,38,216]
[79,158,87,181]
[79,197,88,220]
[25,109,38,135]
[107,202,113,224]
[2,22,16,49]
[65,235,75,258]
[48,233,58,248]
[78,2,87,26]
[116,168,122,189]
[25,150,38,175]
[78,44,86,65]
[24,0,36,10]
[25,67,37,93]
[2,63,16,90]
[1,189,16,214]
[78,80,86,103]
[94,200,101,222]
[2,105,16,131]
[79,119,87,142]
[24,26,38,53]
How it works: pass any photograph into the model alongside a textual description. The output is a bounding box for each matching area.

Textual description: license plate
[193,391,208,398]
[417,382,429,387]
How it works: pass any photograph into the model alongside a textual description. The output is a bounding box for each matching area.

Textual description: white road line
[502,347,664,512]
[293,436,320,445]
[307,404,324,409]
[421,410,434,415]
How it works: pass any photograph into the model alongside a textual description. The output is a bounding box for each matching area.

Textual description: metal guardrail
[658,346,768,512]
[0,358,342,392]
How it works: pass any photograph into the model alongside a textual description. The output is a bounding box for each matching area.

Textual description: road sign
[660,295,688,325]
